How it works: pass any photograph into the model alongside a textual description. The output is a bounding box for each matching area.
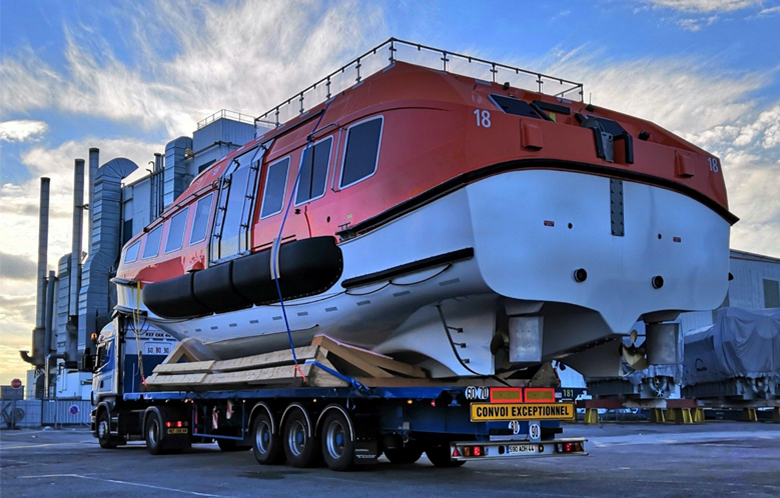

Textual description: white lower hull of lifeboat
[117,169,730,377]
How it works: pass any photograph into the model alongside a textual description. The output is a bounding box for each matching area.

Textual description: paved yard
[2,421,779,498]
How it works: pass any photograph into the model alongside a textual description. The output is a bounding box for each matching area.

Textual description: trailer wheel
[320,410,355,471]
[145,412,165,455]
[384,445,423,464]
[96,410,118,449]
[251,412,284,465]
[282,407,321,468]
[217,438,251,452]
[425,443,465,468]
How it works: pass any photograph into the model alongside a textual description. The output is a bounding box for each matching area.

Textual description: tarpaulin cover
[683,307,780,387]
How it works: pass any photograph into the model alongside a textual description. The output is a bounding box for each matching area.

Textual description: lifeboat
[114,39,735,378]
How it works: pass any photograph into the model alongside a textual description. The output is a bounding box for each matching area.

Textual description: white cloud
[0,120,49,142]
[677,14,719,30]
[757,6,780,15]
[547,51,762,135]
[0,0,388,137]
[644,0,761,12]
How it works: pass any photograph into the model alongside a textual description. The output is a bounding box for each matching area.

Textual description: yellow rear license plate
[167,428,189,434]
[470,402,575,422]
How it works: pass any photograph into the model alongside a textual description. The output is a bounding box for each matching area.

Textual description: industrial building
[21,110,265,400]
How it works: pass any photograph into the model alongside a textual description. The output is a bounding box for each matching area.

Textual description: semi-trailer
[89,314,586,471]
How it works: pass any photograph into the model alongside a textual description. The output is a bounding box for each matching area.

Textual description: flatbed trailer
[89,318,586,471]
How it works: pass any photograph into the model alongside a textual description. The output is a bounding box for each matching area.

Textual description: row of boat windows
[262,115,383,216]
[123,115,383,264]
[123,193,214,263]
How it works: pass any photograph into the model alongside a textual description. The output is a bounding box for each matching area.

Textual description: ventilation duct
[78,155,138,360]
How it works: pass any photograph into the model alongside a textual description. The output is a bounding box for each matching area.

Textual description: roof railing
[255,38,584,130]
[197,109,256,130]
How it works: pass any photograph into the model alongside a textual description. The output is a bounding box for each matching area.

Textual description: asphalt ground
[2,421,779,498]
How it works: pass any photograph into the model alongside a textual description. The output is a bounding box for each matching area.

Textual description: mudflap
[352,412,380,465]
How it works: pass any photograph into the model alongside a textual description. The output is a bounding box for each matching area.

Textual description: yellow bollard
[584,408,599,424]
[650,408,666,423]
[666,408,676,423]
[742,408,758,422]
[693,408,706,423]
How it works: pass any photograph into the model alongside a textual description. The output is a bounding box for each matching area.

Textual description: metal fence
[1,399,91,429]
[255,37,585,129]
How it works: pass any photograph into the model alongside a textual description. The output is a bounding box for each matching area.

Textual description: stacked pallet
[144,335,427,390]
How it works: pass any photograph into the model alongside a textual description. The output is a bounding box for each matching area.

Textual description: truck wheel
[97,411,118,449]
[282,408,321,468]
[320,410,355,471]
[384,445,423,464]
[252,412,284,465]
[217,438,251,452]
[145,413,165,455]
[425,443,465,468]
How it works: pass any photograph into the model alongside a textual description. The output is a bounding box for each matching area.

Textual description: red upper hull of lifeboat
[117,61,733,285]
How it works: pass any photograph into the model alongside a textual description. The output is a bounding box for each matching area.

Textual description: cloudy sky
[1,0,779,386]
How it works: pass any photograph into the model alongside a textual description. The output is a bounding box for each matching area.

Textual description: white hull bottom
[118,170,730,377]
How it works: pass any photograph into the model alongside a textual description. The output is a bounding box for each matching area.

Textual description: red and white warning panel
[468,387,576,422]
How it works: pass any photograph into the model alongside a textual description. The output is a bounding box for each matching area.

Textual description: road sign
[11,378,21,389]
[0,386,24,401]
[68,404,80,416]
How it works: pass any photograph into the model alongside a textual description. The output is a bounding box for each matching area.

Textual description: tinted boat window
[142,225,163,259]
[261,158,290,218]
[219,151,257,258]
[189,193,213,245]
[295,137,332,205]
[165,207,189,253]
[489,95,540,119]
[340,117,383,188]
[123,240,140,263]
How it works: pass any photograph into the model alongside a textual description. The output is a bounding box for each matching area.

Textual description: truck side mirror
[82,352,95,372]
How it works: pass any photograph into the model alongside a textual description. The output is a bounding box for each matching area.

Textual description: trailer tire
[425,443,465,468]
[251,412,284,465]
[96,410,118,449]
[145,412,166,455]
[282,407,321,468]
[384,445,423,464]
[320,410,355,471]
[217,438,251,452]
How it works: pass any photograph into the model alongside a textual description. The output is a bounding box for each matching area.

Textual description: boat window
[189,193,213,245]
[123,240,140,263]
[142,225,163,259]
[211,144,268,263]
[489,95,540,119]
[260,157,290,218]
[295,136,332,205]
[340,117,383,188]
[164,207,189,253]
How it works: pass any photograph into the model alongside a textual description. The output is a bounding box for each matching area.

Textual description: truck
[89,313,586,471]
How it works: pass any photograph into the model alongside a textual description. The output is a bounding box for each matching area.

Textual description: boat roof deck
[252,38,584,130]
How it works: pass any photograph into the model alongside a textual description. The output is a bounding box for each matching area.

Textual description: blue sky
[1,0,780,383]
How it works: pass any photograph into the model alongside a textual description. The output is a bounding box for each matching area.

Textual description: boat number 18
[474,109,491,128]
[708,157,719,173]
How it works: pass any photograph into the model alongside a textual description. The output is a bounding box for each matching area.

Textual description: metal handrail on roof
[197,109,256,129]
[254,37,584,129]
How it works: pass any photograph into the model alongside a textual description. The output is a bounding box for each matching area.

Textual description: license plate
[167,428,188,434]
[508,444,537,454]
[470,402,575,421]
